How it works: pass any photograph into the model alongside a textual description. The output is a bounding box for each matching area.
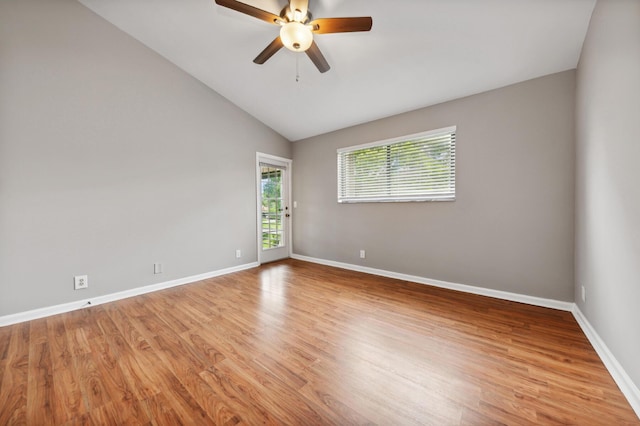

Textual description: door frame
[256,152,293,264]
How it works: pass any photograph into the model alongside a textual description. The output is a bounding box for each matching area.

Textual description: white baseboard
[291,253,639,419]
[0,262,259,327]
[572,306,640,418]
[291,254,573,311]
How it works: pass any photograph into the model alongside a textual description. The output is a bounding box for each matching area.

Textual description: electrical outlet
[236,249,242,258]
[74,275,88,290]
[360,250,366,259]
[154,263,163,274]
[581,285,586,303]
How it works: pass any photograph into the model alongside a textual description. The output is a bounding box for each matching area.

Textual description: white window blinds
[337,126,456,203]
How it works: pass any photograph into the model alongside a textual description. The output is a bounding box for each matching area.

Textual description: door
[257,153,292,263]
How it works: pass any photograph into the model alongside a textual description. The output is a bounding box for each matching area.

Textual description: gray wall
[575,0,640,388]
[0,0,290,316]
[292,71,575,301]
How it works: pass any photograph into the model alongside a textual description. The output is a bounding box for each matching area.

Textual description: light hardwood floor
[0,259,638,425]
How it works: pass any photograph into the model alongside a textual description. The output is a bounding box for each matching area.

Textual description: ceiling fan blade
[215,0,280,25]
[310,17,373,34]
[254,37,284,64]
[289,0,309,21]
[306,41,330,73]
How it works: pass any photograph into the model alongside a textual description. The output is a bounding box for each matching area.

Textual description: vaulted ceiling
[78,0,596,141]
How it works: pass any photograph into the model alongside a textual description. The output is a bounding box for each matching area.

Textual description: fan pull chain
[296,55,300,83]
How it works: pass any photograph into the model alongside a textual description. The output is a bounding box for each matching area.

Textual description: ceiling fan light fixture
[280,22,313,52]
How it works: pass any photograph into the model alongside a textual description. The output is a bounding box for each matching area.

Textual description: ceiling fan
[214,0,373,73]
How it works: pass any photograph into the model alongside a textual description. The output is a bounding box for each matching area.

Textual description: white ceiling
[78,0,596,141]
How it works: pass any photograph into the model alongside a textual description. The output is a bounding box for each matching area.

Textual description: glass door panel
[258,156,290,263]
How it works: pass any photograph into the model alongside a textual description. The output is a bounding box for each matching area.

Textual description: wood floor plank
[26,340,54,425]
[97,308,161,401]
[46,317,86,423]
[0,259,638,424]
[205,356,325,425]
[0,325,13,364]
[125,308,238,425]
[198,364,283,426]
[0,322,30,425]
[85,332,151,424]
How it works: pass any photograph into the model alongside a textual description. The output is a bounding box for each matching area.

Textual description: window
[337,126,456,203]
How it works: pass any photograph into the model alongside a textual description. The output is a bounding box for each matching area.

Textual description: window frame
[337,125,456,204]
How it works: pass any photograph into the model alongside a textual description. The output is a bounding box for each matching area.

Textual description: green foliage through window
[337,126,456,203]
[261,167,284,249]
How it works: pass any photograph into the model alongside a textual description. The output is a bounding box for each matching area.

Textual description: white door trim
[256,152,293,265]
